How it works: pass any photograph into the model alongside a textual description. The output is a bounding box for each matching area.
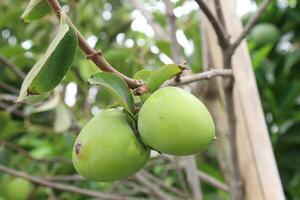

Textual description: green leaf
[105,48,142,77]
[133,69,152,81]
[0,120,23,140]
[0,111,10,133]
[283,49,300,76]
[88,72,135,114]
[17,12,78,103]
[21,0,51,22]
[0,45,26,57]
[146,64,183,92]
[252,44,273,69]
[78,59,100,81]
[156,40,172,58]
[24,93,50,104]
[0,8,22,28]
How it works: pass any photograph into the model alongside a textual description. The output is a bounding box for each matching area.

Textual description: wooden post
[200,0,285,199]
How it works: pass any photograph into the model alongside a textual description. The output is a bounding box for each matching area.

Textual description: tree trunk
[197,0,285,199]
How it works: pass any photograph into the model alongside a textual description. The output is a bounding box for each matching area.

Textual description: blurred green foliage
[0,0,299,199]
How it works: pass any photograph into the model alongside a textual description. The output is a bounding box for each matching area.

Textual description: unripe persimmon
[72,109,150,181]
[138,87,215,156]
[1,177,33,200]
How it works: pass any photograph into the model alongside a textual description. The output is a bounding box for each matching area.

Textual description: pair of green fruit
[72,87,215,182]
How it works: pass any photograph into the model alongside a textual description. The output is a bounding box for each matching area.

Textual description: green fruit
[1,177,33,200]
[138,87,215,156]
[72,109,150,181]
[250,23,280,46]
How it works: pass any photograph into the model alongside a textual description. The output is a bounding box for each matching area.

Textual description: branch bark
[194,0,229,48]
[0,101,24,117]
[165,69,232,86]
[44,175,84,182]
[163,155,229,192]
[197,1,244,199]
[139,170,187,199]
[135,173,174,200]
[0,81,20,94]
[46,0,142,89]
[182,156,203,200]
[0,164,126,200]
[197,171,229,192]
[213,0,225,26]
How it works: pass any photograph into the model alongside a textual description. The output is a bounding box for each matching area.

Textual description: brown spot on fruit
[75,141,81,155]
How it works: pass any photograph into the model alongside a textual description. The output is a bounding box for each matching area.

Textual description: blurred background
[0,0,299,199]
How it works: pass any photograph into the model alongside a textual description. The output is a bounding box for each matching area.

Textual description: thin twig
[213,0,225,26]
[230,0,272,51]
[0,94,18,102]
[0,102,24,117]
[182,156,203,200]
[44,175,84,182]
[163,155,229,192]
[0,164,126,200]
[6,103,22,113]
[194,0,229,48]
[165,69,232,86]
[135,173,174,200]
[139,170,188,199]
[197,171,229,192]
[46,0,142,89]
[0,81,20,94]
[0,55,26,79]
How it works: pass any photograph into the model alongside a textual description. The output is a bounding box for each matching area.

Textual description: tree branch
[165,69,232,86]
[194,0,229,48]
[46,0,142,89]
[0,94,18,102]
[44,175,84,182]
[0,81,20,94]
[139,170,187,199]
[182,156,203,200]
[197,171,229,192]
[0,164,126,200]
[163,155,229,192]
[213,0,225,26]
[230,0,272,51]
[135,173,174,200]
[0,101,24,117]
